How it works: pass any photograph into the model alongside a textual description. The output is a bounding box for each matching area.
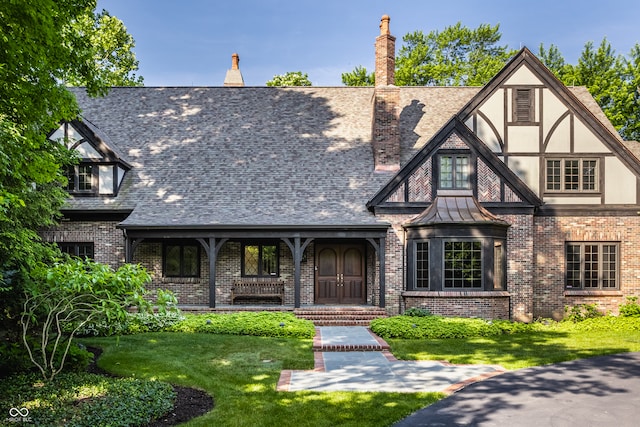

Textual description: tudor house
[42,16,640,321]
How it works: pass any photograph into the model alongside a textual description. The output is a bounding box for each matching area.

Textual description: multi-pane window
[242,243,279,277]
[444,241,482,288]
[415,242,429,288]
[59,242,94,259]
[439,155,471,190]
[66,164,95,193]
[566,243,618,289]
[546,159,598,192]
[164,243,200,277]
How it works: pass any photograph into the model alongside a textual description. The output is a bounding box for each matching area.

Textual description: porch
[122,225,390,310]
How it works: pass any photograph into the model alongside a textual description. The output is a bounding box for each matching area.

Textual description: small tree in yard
[21,259,152,381]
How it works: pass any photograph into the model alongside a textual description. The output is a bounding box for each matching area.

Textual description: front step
[294,307,388,326]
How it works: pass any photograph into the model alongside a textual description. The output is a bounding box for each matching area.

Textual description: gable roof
[458,47,640,176]
[367,116,542,209]
[64,55,630,228]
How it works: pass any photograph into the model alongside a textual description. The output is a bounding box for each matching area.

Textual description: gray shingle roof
[68,86,475,227]
[65,85,616,228]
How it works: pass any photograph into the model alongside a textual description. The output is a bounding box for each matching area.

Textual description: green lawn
[79,317,640,426]
[388,322,640,370]
[82,333,441,427]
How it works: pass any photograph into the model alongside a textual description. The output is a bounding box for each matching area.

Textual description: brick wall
[503,214,535,322]
[41,220,125,268]
[403,292,510,319]
[534,215,640,318]
[380,212,535,320]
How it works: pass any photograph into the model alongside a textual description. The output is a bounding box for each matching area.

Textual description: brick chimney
[372,15,400,171]
[223,53,244,87]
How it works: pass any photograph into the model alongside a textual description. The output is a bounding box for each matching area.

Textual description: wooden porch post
[198,237,227,308]
[283,236,313,308]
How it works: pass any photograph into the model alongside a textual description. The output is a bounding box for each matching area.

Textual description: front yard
[3,313,640,426]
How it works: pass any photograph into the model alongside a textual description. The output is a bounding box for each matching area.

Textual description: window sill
[564,289,622,296]
[402,290,510,298]
[161,277,202,283]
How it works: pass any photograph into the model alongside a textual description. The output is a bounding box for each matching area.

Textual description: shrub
[564,303,603,322]
[620,297,640,317]
[0,339,91,378]
[403,307,433,317]
[370,315,536,339]
[74,311,185,337]
[168,312,316,338]
[0,372,175,426]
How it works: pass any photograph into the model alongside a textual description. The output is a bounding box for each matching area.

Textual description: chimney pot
[380,15,390,35]
[224,52,244,87]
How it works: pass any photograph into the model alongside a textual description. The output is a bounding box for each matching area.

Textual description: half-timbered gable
[458,48,640,207]
[368,117,541,214]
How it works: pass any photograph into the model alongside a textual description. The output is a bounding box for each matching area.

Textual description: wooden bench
[231,279,285,305]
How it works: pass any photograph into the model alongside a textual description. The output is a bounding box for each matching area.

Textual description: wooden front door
[315,243,365,304]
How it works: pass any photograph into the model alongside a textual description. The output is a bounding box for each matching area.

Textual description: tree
[395,22,516,86]
[537,43,571,82]
[266,71,312,86]
[21,260,152,380]
[0,0,142,334]
[341,65,374,86]
[62,10,144,87]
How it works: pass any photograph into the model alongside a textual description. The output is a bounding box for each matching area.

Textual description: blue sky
[97,0,639,87]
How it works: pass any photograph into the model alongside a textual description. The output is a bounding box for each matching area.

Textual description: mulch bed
[87,347,214,426]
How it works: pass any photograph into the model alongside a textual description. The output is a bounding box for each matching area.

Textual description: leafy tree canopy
[266,71,312,86]
[342,21,639,141]
[341,65,374,86]
[395,22,516,86]
[0,0,142,328]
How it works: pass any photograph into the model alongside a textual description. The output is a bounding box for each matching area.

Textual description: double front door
[315,243,365,304]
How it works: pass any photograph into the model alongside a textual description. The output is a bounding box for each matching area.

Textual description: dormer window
[66,164,95,193]
[48,119,130,196]
[438,153,471,190]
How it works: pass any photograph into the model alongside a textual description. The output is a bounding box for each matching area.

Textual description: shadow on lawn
[390,329,633,369]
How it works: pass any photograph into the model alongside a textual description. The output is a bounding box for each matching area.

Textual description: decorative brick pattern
[477,158,502,202]
[385,182,405,202]
[408,161,432,202]
[504,185,522,203]
[439,132,468,150]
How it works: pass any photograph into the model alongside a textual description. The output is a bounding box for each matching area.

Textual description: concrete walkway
[277,326,505,393]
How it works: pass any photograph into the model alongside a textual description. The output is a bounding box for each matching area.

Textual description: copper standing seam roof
[406,191,510,226]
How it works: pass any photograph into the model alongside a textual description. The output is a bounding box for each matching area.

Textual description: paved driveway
[394,352,640,427]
